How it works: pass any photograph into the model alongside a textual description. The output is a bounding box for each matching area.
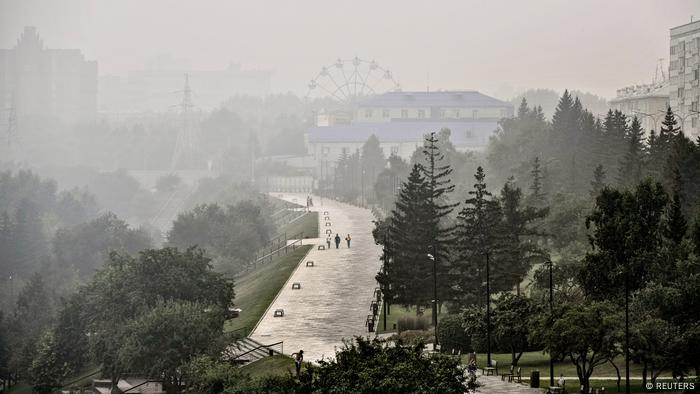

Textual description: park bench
[306,261,314,267]
[324,216,330,220]
[323,211,329,215]
[547,386,565,394]
[509,367,522,383]
[501,364,514,381]
[325,229,332,235]
[274,309,284,317]
[317,245,325,250]
[292,282,301,290]
[481,360,498,376]
[325,222,331,226]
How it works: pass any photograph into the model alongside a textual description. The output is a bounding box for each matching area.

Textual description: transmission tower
[171,73,198,169]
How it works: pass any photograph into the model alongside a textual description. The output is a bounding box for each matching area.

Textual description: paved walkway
[250,194,382,362]
[476,374,544,393]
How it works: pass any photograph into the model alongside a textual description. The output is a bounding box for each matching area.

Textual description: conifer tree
[590,164,607,198]
[378,164,432,309]
[419,131,458,304]
[692,208,700,256]
[618,116,645,187]
[453,167,502,304]
[517,98,529,119]
[664,192,688,245]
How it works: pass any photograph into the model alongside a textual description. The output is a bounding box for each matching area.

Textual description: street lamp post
[548,260,554,387]
[632,110,659,132]
[428,246,439,351]
[486,251,492,367]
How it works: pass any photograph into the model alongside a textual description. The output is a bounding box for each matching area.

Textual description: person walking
[291,350,304,376]
[334,234,341,249]
[326,236,331,249]
[345,234,352,248]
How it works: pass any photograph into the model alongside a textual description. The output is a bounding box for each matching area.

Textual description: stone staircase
[225,337,283,367]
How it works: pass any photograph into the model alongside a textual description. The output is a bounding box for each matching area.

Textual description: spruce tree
[498,179,548,295]
[618,116,645,187]
[664,192,688,245]
[453,167,502,305]
[379,164,432,309]
[692,208,700,256]
[419,131,458,307]
[590,164,607,198]
[517,98,529,119]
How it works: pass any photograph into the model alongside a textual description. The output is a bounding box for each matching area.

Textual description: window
[454,109,460,118]
[440,109,447,118]
[390,146,399,155]
[401,109,408,118]
[671,45,676,55]
[382,109,390,118]
[465,129,473,139]
[678,87,685,98]
[694,69,699,81]
[692,117,698,128]
[418,109,426,119]
[472,109,479,119]
[364,109,373,119]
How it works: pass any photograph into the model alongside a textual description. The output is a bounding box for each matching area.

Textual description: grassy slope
[240,355,297,378]
[282,211,319,239]
[225,245,312,336]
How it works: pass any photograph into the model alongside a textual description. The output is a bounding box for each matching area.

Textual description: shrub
[389,329,434,345]
[398,315,430,332]
[436,314,470,353]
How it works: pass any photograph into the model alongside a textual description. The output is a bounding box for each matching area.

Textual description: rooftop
[307,120,499,146]
[356,90,512,108]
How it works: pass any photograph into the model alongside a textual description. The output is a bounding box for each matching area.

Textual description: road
[250,194,382,362]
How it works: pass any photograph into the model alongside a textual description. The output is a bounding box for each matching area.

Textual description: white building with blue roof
[306,90,513,177]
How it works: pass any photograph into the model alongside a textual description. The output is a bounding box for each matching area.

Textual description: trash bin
[530,370,540,388]
[269,349,274,356]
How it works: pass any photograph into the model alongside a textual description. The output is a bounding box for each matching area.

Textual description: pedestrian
[334,233,341,249]
[326,236,331,249]
[291,350,304,376]
[345,234,351,248]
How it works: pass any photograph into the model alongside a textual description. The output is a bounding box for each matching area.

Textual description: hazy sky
[1,0,698,99]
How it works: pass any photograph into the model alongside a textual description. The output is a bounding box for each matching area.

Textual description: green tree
[528,156,546,205]
[664,192,688,245]
[117,301,226,393]
[618,116,645,187]
[498,179,548,294]
[378,165,432,309]
[589,164,606,198]
[308,337,466,393]
[544,301,622,393]
[692,208,700,256]
[492,294,534,366]
[435,314,470,353]
[579,180,668,300]
[82,247,234,388]
[29,330,66,394]
[360,134,386,203]
[53,212,152,278]
[453,167,502,304]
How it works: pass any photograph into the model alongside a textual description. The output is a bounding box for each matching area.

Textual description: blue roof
[307,120,499,147]
[357,91,511,108]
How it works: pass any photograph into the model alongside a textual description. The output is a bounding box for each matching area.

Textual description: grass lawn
[282,211,319,239]
[376,304,450,333]
[225,245,313,336]
[240,355,297,378]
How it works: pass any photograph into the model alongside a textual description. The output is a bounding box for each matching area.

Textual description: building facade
[610,82,669,136]
[0,26,97,123]
[669,20,700,138]
[306,90,513,179]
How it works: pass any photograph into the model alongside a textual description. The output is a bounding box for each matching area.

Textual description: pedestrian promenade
[250,194,382,362]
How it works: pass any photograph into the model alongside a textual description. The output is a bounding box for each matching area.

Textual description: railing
[233,341,284,363]
[251,235,304,267]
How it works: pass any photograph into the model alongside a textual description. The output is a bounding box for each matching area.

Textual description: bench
[547,387,564,394]
[481,360,498,376]
[273,309,284,317]
[324,216,330,220]
[317,245,325,250]
[292,282,301,289]
[325,222,332,226]
[323,211,329,215]
[325,229,332,235]
[306,261,314,267]
[509,367,522,383]
[501,365,514,381]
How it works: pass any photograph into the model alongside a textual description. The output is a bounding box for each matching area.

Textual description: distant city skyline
[1,0,699,100]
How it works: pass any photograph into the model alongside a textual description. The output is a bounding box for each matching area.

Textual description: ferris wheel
[306,57,400,105]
